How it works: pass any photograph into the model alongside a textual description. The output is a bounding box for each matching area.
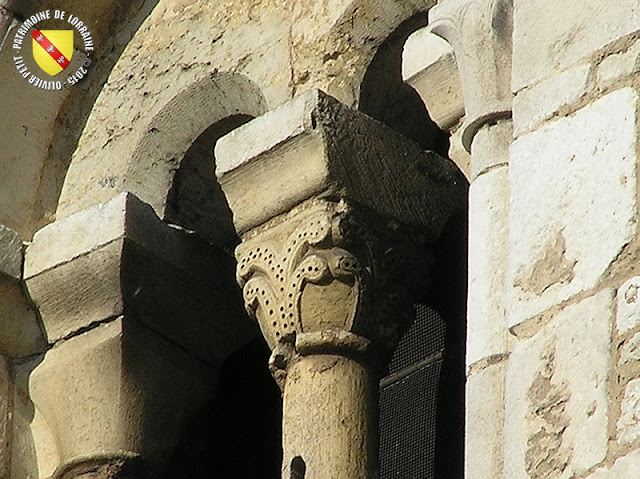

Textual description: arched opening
[165,113,254,247]
[159,113,282,478]
[359,13,450,157]
[360,14,468,479]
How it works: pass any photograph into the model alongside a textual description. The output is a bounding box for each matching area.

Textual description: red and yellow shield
[32,29,73,76]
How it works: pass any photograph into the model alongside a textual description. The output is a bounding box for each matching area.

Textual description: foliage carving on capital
[236,202,430,363]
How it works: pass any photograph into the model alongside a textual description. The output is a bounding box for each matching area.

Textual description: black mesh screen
[380,304,446,479]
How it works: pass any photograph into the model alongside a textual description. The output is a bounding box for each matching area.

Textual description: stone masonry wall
[465,1,640,478]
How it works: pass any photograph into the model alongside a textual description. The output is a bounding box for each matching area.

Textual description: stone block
[467,166,509,367]
[25,192,255,364]
[617,378,640,445]
[597,38,640,90]
[25,239,125,343]
[513,0,640,92]
[216,89,467,240]
[513,63,591,137]
[405,51,465,131]
[617,276,640,333]
[587,449,640,478]
[27,318,215,475]
[504,290,612,479]
[0,225,22,280]
[507,88,637,328]
[466,361,505,479]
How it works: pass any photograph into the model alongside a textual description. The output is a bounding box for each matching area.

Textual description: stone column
[216,89,466,479]
[429,2,514,479]
[428,0,513,153]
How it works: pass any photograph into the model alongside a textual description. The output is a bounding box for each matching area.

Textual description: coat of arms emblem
[32,29,73,76]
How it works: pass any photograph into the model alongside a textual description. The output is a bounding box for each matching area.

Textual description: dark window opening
[164,337,282,479]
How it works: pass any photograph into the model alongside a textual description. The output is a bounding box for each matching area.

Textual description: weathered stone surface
[215,90,315,176]
[25,192,254,365]
[0,225,22,280]
[402,28,464,131]
[617,378,640,445]
[616,379,640,444]
[504,290,612,479]
[466,361,504,479]
[26,239,125,343]
[282,355,377,479]
[513,0,640,92]
[467,165,508,366]
[507,88,637,328]
[429,0,513,150]
[27,317,214,476]
[617,276,640,334]
[587,448,640,479]
[513,63,591,137]
[26,192,140,279]
[217,89,466,238]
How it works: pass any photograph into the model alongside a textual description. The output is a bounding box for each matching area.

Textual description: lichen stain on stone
[525,341,572,479]
[515,230,577,296]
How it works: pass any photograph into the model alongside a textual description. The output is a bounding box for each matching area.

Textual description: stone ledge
[24,192,255,364]
[401,27,465,131]
[216,89,467,238]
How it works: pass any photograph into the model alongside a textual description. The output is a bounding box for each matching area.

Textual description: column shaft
[282,355,378,479]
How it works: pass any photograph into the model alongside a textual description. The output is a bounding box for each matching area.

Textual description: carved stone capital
[217,89,466,479]
[217,89,466,385]
[236,200,430,384]
[429,0,514,151]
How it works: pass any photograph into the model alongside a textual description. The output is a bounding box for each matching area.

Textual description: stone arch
[357,13,450,155]
[289,0,434,106]
[56,71,267,231]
